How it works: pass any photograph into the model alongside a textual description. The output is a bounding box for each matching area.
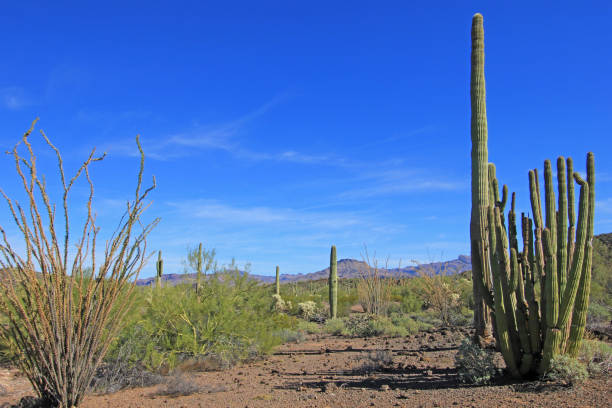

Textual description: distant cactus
[156,250,163,289]
[468,14,595,378]
[329,245,338,319]
[275,265,280,296]
[196,243,203,294]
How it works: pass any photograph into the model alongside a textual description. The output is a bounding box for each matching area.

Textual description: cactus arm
[566,153,595,356]
[566,157,576,270]
[489,207,520,377]
[508,192,519,253]
[544,161,557,257]
[495,208,522,366]
[556,158,568,297]
[522,215,542,354]
[540,228,563,373]
[500,184,508,212]
[557,174,589,330]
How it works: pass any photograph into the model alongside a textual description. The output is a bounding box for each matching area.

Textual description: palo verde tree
[0,120,158,407]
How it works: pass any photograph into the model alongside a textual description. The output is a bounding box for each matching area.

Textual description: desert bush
[110,268,292,372]
[275,329,305,344]
[544,355,588,385]
[155,373,203,397]
[358,350,394,373]
[454,338,499,384]
[413,259,464,326]
[579,338,612,376]
[296,320,322,334]
[0,122,158,407]
[323,318,345,335]
[389,313,431,335]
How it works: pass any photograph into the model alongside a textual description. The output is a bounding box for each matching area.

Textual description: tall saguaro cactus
[275,265,280,296]
[469,13,493,341]
[156,250,163,289]
[467,14,595,378]
[329,245,338,319]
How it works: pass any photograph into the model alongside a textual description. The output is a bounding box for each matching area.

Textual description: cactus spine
[467,14,595,378]
[469,13,493,342]
[329,245,338,319]
[275,265,280,296]
[156,250,163,289]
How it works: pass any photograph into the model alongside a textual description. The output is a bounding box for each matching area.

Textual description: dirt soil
[0,327,610,407]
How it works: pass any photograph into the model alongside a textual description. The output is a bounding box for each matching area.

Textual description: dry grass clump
[0,120,158,407]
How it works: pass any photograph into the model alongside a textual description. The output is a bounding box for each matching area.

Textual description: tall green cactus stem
[566,157,576,269]
[566,153,595,357]
[196,243,203,294]
[469,13,493,341]
[275,266,280,296]
[557,158,568,297]
[329,245,338,319]
[156,250,163,289]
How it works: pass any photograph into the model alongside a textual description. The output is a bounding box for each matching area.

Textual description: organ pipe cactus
[468,14,595,378]
[329,245,338,319]
[156,250,163,289]
[469,13,493,341]
[275,265,280,296]
[479,154,595,377]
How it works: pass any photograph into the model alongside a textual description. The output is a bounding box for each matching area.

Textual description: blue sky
[0,1,610,278]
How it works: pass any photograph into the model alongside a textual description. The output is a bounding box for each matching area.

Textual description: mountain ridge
[135,255,472,286]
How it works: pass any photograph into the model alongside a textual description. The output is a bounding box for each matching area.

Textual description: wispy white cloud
[103,95,334,164]
[337,169,466,199]
[166,199,365,229]
[0,87,30,110]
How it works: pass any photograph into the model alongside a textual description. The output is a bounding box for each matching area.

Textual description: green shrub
[544,355,588,385]
[454,338,499,385]
[579,339,612,376]
[342,314,383,337]
[390,313,430,335]
[323,318,345,335]
[296,320,322,334]
[109,269,293,372]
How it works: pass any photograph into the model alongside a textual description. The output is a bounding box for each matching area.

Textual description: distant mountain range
[135,255,472,287]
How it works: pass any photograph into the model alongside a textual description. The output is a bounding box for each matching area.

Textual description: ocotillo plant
[329,245,338,318]
[275,265,280,296]
[156,250,163,288]
[469,12,493,342]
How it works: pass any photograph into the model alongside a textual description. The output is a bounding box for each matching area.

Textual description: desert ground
[1,327,609,408]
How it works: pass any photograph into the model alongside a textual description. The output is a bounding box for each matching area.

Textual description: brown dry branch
[358,246,392,316]
[413,256,460,326]
[0,119,159,407]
